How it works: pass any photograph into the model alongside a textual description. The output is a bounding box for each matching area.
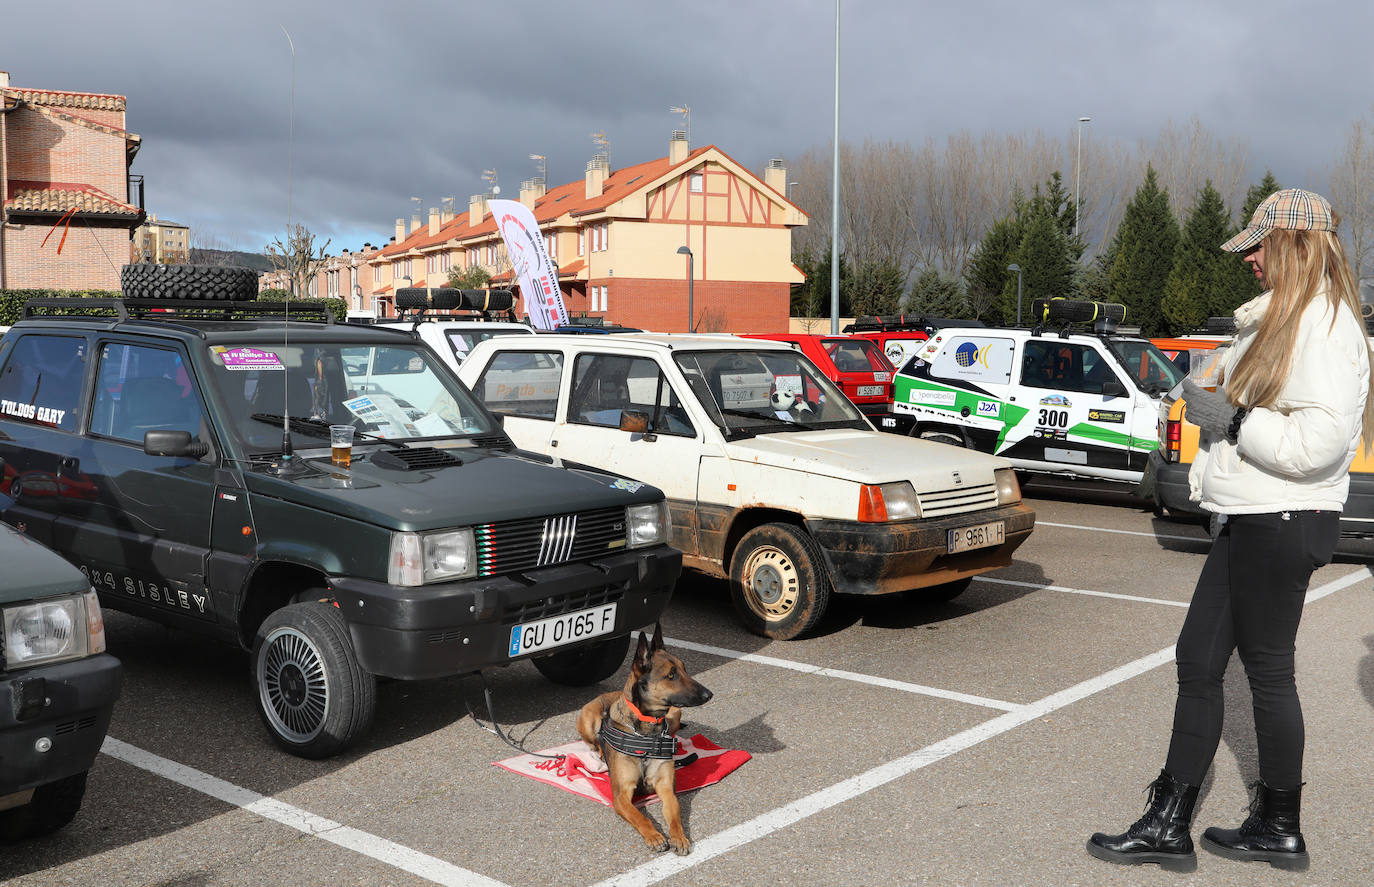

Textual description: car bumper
[327,545,682,679]
[807,502,1035,596]
[0,653,122,796]
[1150,451,1199,516]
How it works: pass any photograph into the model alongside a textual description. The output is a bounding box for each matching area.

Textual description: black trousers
[1164,510,1340,789]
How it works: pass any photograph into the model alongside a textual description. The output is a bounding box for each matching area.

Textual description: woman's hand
[1181,380,1235,440]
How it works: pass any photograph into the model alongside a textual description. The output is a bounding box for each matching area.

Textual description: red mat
[494,733,750,808]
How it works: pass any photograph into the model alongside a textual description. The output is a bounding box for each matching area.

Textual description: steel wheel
[739,544,801,622]
[257,626,331,744]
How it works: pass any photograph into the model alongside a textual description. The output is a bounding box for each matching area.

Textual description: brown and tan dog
[576,623,712,855]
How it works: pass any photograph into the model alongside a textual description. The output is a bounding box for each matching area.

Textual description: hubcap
[257,627,330,744]
[741,545,800,621]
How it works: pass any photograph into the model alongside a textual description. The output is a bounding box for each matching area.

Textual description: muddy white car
[459,334,1035,639]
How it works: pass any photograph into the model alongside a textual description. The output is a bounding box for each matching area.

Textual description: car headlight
[858,482,921,522]
[388,529,476,586]
[995,468,1021,505]
[3,590,104,669]
[626,501,670,548]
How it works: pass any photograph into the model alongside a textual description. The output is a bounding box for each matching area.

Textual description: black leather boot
[1087,769,1200,872]
[1201,782,1308,871]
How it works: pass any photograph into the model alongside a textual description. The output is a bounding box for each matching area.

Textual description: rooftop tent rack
[393,286,518,321]
[843,314,987,334]
[1029,298,1127,335]
[22,297,338,324]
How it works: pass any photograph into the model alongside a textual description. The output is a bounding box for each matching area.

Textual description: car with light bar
[457,332,1034,640]
[0,266,680,759]
[0,521,120,840]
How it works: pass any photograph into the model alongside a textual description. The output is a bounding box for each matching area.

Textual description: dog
[576,623,713,855]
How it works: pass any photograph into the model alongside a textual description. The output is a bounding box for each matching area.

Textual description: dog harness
[598,720,678,759]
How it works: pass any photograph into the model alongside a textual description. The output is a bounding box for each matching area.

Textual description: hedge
[0,289,349,326]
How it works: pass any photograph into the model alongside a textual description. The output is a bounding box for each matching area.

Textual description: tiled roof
[1,88,126,111]
[380,146,717,258]
[5,180,142,218]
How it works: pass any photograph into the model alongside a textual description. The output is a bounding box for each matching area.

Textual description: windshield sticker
[215,346,285,371]
[610,478,644,493]
[976,400,1000,418]
[1088,408,1125,423]
[1039,394,1072,407]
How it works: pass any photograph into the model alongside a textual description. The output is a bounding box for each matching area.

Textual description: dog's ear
[630,630,652,677]
[649,622,665,653]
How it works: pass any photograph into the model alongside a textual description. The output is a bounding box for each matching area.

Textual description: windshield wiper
[249,413,392,443]
[715,408,816,434]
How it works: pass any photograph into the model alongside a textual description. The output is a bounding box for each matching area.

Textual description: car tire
[531,633,630,686]
[729,523,831,640]
[919,430,965,448]
[252,602,376,759]
[0,771,87,841]
[120,263,259,301]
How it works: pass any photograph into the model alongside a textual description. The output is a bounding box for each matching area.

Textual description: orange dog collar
[623,697,664,724]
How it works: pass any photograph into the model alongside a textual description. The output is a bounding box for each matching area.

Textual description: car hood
[722,429,1010,490]
[243,446,663,532]
[0,523,89,603]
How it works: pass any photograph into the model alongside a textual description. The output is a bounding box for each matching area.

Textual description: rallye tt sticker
[611,479,644,492]
[1038,394,1072,407]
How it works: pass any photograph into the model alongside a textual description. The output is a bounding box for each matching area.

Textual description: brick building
[0,70,144,291]
[131,213,189,264]
[283,135,807,331]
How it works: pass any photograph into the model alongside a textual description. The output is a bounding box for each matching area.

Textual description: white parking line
[100,738,512,887]
[974,575,1190,608]
[1037,520,1207,544]
[665,637,1023,712]
[593,567,1371,887]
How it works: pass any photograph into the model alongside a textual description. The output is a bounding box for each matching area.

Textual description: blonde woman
[1088,189,1374,872]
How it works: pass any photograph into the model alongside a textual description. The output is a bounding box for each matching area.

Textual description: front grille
[475,506,626,578]
[502,586,623,626]
[918,482,998,518]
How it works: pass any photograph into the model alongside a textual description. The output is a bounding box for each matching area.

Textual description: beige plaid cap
[1221,188,1336,252]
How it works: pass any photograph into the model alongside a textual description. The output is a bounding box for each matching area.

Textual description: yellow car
[1147,352,1374,536]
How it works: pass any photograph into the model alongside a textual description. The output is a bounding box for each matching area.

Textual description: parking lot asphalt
[6,485,1374,887]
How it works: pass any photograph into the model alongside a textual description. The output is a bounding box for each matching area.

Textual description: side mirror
[1100,379,1128,398]
[144,430,209,459]
[619,410,651,434]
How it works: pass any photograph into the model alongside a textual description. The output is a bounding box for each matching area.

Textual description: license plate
[857,385,884,397]
[947,521,1005,554]
[509,603,618,657]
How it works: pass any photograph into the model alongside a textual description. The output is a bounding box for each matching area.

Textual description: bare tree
[265,224,332,297]
[1138,117,1251,220]
[1330,109,1374,282]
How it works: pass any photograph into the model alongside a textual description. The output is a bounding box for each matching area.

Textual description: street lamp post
[1007,263,1024,326]
[1074,116,1091,238]
[676,246,694,332]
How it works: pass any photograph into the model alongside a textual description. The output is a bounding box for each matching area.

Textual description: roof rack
[842,314,986,334]
[22,297,338,324]
[393,287,519,324]
[1028,298,1126,337]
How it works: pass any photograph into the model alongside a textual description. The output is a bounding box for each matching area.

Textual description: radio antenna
[279,24,295,458]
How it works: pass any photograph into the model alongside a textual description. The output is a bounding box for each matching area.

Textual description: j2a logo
[976,400,1000,418]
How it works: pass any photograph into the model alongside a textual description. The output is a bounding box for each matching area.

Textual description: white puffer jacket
[1189,287,1370,514]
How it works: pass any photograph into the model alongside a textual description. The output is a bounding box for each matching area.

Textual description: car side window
[1020,340,1102,395]
[0,334,87,432]
[90,343,205,444]
[569,354,695,436]
[473,351,564,420]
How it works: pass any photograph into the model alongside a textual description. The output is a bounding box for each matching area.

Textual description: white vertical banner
[489,199,568,331]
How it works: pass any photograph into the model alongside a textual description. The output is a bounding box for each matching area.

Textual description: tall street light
[676,246,694,332]
[1007,263,1024,326]
[1074,116,1091,238]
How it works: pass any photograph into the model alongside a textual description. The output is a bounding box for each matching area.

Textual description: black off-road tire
[0,771,88,841]
[729,523,831,640]
[252,602,377,759]
[531,633,631,686]
[120,263,259,301]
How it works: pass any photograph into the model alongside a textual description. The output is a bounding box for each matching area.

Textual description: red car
[741,333,914,433]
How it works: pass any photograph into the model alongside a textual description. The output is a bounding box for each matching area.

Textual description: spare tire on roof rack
[1030,298,1127,325]
[393,287,515,312]
[120,263,259,301]
[1204,315,1237,335]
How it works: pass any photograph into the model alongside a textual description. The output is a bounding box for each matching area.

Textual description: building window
[546,233,557,260]
[690,173,703,192]
[467,248,477,268]
[602,285,610,312]
[577,229,585,257]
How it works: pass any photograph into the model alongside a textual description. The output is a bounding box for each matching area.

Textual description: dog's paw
[669,835,692,856]
[643,831,669,853]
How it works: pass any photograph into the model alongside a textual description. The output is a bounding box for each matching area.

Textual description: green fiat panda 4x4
[0,266,680,759]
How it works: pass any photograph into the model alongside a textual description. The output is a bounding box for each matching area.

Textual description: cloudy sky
[5,0,1370,254]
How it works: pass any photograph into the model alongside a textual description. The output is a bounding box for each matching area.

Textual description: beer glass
[329,424,355,468]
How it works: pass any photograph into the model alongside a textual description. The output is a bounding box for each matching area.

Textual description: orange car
[1148,336,1228,375]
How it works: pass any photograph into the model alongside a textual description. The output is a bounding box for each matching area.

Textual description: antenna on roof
[529,153,546,186]
[669,105,690,144]
[591,132,609,168]
[279,24,296,460]
[482,169,500,196]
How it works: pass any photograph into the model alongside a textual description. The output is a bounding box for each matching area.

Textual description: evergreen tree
[1161,182,1233,332]
[906,268,967,316]
[1107,165,1180,335]
[848,259,906,316]
[966,215,1022,322]
[1006,212,1077,323]
[1240,170,1283,225]
[790,245,851,318]
[1024,171,1087,261]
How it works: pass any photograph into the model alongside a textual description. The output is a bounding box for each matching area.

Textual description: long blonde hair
[1226,227,1374,452]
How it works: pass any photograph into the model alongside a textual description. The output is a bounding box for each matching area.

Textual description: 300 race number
[1037,408,1069,428]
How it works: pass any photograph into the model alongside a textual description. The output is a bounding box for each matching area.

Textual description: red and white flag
[489,198,568,331]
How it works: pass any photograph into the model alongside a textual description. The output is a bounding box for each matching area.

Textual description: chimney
[585,157,606,199]
[441,197,455,225]
[394,218,406,243]
[764,158,788,197]
[469,194,488,227]
[519,178,545,210]
[410,213,422,235]
[669,130,689,165]
[0,71,8,90]
[428,207,440,236]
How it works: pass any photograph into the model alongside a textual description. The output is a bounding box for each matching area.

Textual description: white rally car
[892,300,1183,486]
[458,333,1035,640]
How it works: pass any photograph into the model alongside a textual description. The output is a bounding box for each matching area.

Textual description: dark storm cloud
[5,0,1370,252]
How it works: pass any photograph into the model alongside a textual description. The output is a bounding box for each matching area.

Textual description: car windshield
[1108,339,1185,395]
[822,338,893,373]
[444,327,529,361]
[673,349,868,438]
[204,342,495,455]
